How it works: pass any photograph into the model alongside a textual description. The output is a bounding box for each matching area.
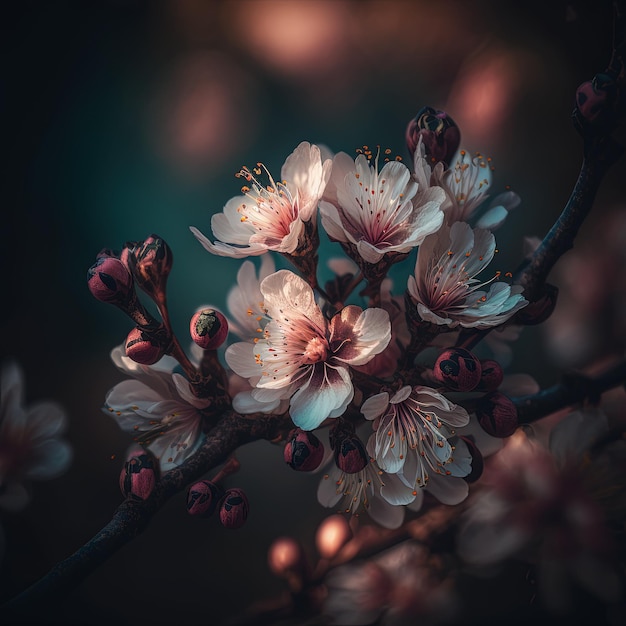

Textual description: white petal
[25,439,73,480]
[425,473,469,505]
[225,342,264,379]
[361,392,390,421]
[475,205,508,230]
[290,366,353,430]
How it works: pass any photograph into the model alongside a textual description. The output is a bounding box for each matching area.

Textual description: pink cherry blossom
[226,270,391,430]
[320,150,445,264]
[190,141,331,258]
[407,221,527,328]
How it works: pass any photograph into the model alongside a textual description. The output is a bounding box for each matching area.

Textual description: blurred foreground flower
[0,361,72,561]
[458,410,624,613]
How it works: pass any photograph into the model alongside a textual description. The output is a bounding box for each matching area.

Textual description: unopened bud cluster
[187,480,249,530]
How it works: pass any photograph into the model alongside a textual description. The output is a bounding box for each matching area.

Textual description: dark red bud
[574,73,619,130]
[434,348,482,392]
[406,106,461,166]
[125,326,165,365]
[219,488,249,529]
[87,255,133,304]
[187,480,224,517]
[335,435,369,474]
[476,392,518,438]
[284,428,325,472]
[190,308,229,350]
[460,436,484,483]
[477,359,504,392]
[119,450,158,500]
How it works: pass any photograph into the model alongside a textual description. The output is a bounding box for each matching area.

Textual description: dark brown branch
[1,411,291,620]
[513,358,626,424]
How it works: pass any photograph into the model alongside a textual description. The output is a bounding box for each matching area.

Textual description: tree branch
[1,411,291,619]
[513,358,626,423]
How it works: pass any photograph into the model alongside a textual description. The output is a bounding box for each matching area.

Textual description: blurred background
[1,0,624,624]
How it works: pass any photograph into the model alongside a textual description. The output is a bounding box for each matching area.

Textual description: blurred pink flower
[0,361,72,513]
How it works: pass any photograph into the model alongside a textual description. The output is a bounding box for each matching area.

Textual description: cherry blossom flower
[190,141,331,258]
[407,221,527,328]
[413,138,520,229]
[104,347,209,472]
[319,149,445,264]
[226,269,391,430]
[0,361,72,513]
[362,386,471,493]
[318,458,417,529]
[458,411,623,613]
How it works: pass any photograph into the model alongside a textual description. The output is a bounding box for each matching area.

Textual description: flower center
[302,335,329,364]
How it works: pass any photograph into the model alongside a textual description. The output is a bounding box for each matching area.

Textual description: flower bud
[268,536,306,577]
[219,488,249,529]
[119,450,158,500]
[477,359,504,392]
[186,480,224,517]
[574,73,619,130]
[315,514,352,559]
[406,106,461,166]
[190,308,228,350]
[476,392,518,438]
[433,348,482,392]
[125,326,165,365]
[284,428,325,472]
[334,435,369,474]
[87,255,132,304]
[125,235,173,299]
[460,436,484,483]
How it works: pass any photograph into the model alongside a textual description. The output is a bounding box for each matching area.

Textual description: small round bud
[574,73,619,130]
[284,428,324,472]
[268,537,305,577]
[334,435,369,474]
[187,480,224,517]
[434,348,482,392]
[315,514,352,559]
[190,308,228,350]
[219,488,249,529]
[87,255,132,304]
[476,392,518,438]
[125,327,164,365]
[460,436,484,483]
[126,234,173,298]
[119,450,158,500]
[406,106,461,166]
[477,359,504,392]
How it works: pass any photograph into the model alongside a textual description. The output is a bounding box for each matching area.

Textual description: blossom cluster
[93,109,534,530]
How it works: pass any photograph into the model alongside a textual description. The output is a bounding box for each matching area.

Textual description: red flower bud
[219,488,249,529]
[119,450,158,500]
[476,392,518,438]
[284,428,325,472]
[574,73,619,130]
[125,326,165,365]
[433,348,482,392]
[87,255,132,304]
[477,359,504,392]
[125,235,173,299]
[334,435,369,474]
[190,308,229,350]
[187,480,224,517]
[406,106,461,166]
